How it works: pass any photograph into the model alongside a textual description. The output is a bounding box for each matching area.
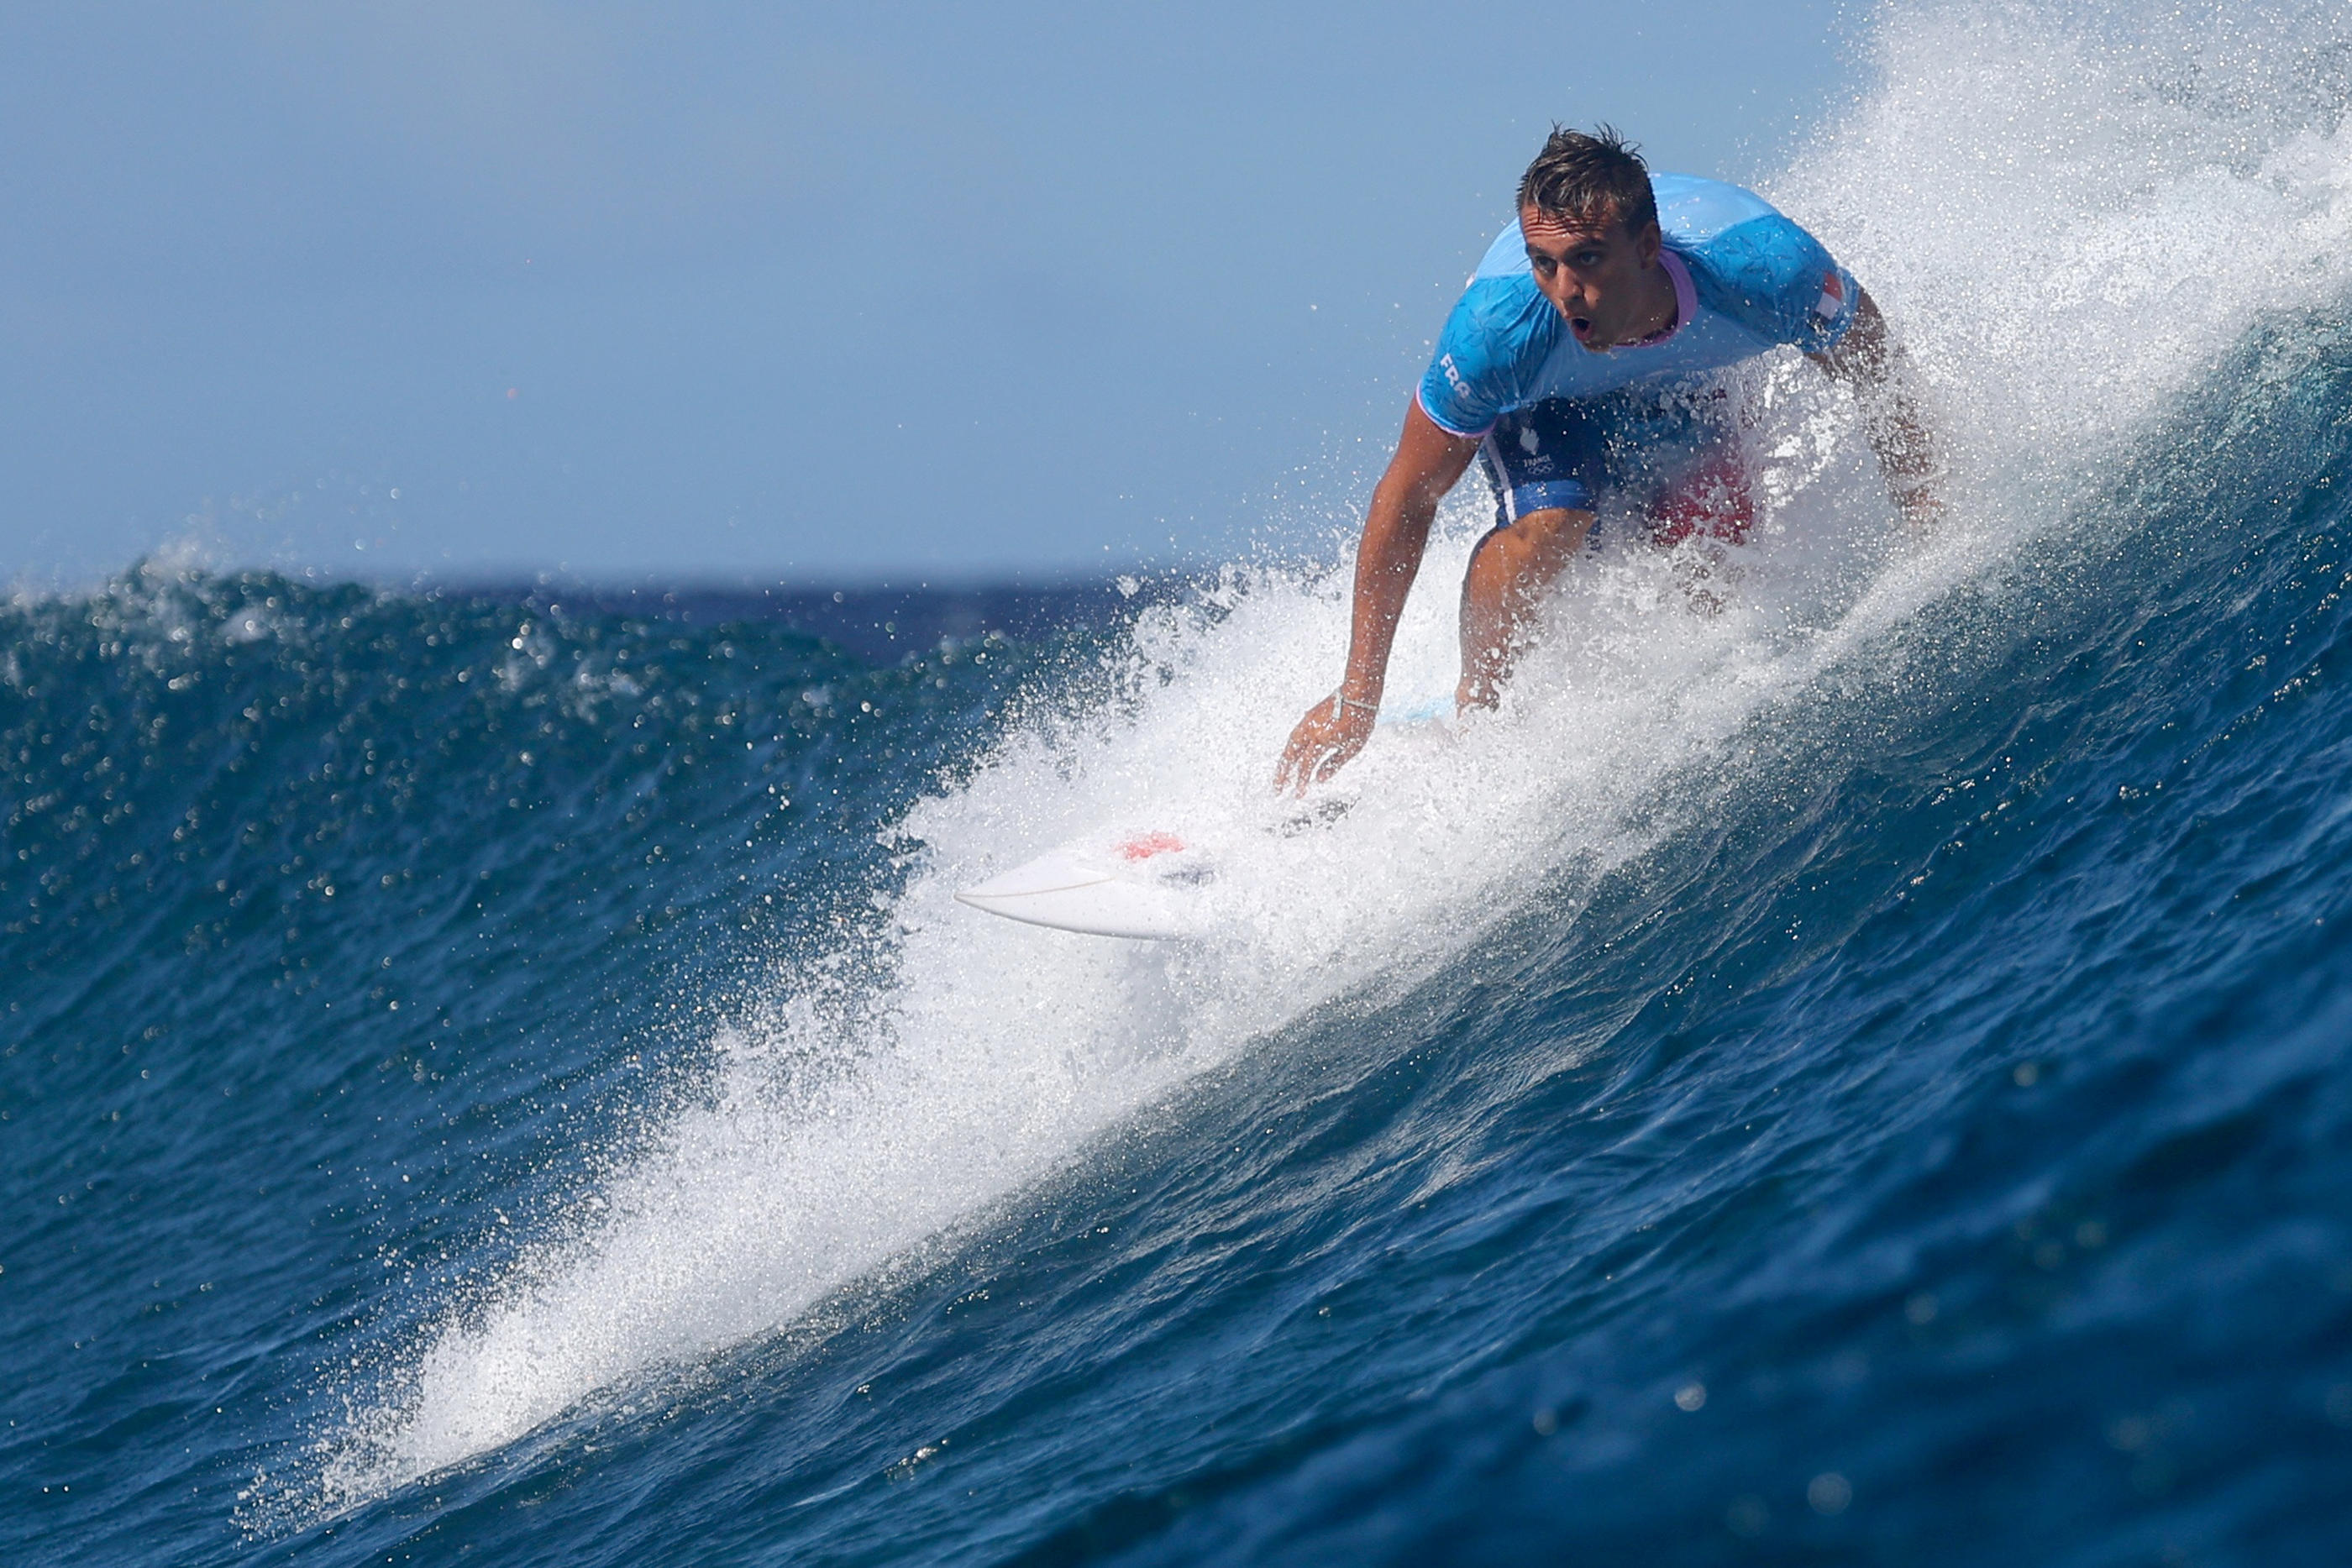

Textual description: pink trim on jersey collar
[1622,249,1697,350]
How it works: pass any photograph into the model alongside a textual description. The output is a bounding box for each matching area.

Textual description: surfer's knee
[1457,507,1596,707]
[1466,508,1593,601]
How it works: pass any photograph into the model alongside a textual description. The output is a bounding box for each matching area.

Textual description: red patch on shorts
[1646,454,1754,548]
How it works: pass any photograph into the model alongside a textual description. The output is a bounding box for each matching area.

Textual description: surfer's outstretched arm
[1809,287,1945,528]
[1276,400,1481,793]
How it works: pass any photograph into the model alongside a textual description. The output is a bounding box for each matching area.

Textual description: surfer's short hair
[1517,124,1658,235]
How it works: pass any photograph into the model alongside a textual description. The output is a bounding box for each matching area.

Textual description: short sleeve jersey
[1416,173,1860,438]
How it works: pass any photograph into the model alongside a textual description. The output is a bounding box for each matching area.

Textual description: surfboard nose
[958,849,1117,902]
[956,847,1197,940]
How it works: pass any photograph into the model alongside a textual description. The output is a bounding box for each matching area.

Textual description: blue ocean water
[12,9,2352,1565]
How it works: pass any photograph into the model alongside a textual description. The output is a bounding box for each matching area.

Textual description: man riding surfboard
[1276,126,1942,793]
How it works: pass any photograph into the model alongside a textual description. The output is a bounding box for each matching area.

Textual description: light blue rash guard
[1416,173,1861,439]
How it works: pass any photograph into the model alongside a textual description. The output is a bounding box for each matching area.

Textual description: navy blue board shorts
[1476,382,1755,548]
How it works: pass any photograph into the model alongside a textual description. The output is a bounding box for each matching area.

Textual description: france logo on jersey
[1415,173,1861,439]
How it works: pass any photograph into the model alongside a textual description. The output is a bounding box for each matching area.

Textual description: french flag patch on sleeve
[1814,270,1846,320]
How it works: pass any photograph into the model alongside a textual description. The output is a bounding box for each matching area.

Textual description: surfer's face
[1520,205,1667,351]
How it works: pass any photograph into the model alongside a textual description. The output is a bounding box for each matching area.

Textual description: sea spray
[270,7,2352,1523]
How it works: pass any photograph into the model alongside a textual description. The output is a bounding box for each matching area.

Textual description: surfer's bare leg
[1457,506,1596,710]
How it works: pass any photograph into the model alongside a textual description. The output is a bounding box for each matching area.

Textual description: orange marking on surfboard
[1116,831,1186,862]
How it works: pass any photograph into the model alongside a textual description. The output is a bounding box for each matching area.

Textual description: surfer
[1276,126,1942,792]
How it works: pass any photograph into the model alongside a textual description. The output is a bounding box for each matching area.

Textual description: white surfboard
[956,701,1457,940]
[954,830,1210,940]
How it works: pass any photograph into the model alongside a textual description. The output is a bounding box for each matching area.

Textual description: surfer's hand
[1276,694,1376,794]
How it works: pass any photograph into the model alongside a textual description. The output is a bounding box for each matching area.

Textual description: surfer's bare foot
[1898,486,1949,533]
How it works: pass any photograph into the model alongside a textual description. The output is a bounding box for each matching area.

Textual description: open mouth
[1570,316,1596,344]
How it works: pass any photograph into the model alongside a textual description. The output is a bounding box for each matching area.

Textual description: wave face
[10,4,2352,1564]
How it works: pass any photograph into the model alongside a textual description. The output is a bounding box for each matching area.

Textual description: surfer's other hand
[1275,694,1375,794]
[1898,483,1948,534]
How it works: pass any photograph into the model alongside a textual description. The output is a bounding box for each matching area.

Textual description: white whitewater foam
[286,0,2352,1520]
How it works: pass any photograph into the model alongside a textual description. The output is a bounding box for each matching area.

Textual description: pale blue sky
[0,2,1857,585]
